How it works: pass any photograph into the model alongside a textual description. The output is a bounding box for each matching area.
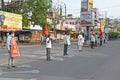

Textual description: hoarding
[80,11,95,26]
[92,8,99,21]
[81,0,93,12]
[88,0,93,12]
[81,0,88,12]
[0,11,22,31]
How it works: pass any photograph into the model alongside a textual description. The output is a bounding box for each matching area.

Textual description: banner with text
[80,12,95,26]
[0,11,22,31]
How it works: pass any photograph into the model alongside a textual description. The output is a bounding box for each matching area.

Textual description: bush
[108,32,119,40]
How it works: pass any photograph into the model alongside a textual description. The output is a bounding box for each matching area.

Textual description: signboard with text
[80,12,95,26]
[0,11,22,31]
[81,0,93,12]
[92,8,99,21]
[81,0,88,12]
[88,0,93,12]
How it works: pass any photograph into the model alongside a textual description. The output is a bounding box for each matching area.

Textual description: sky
[1,0,120,18]
[53,0,120,18]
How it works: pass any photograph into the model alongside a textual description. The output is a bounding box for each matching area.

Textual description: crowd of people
[4,30,108,69]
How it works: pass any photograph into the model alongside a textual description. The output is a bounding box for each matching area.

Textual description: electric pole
[1,0,4,11]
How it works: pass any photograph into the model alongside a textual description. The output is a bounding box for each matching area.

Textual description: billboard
[81,0,93,12]
[92,8,99,21]
[88,0,93,12]
[81,0,88,12]
[80,11,95,26]
[0,11,22,31]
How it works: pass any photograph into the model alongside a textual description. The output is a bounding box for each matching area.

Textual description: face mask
[12,33,15,37]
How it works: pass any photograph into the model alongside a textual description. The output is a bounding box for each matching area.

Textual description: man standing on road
[6,31,16,69]
[78,33,84,52]
[63,32,70,56]
[46,34,52,61]
[90,33,95,49]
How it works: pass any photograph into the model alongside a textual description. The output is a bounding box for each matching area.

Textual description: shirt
[91,35,95,42]
[46,37,52,48]
[6,35,12,50]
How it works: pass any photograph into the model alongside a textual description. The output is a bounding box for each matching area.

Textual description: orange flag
[11,38,20,57]
[43,25,49,36]
[99,28,103,37]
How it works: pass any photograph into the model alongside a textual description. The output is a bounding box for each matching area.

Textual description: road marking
[0,62,7,66]
[17,65,32,68]
[40,56,64,61]
[0,78,36,80]
[0,63,32,68]
[63,54,75,58]
[3,70,40,74]
[52,53,63,56]
[0,68,3,75]
[21,55,37,58]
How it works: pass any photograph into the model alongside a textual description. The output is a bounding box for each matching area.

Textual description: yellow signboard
[88,0,93,12]
[0,11,22,31]
[100,20,106,32]
[100,20,106,27]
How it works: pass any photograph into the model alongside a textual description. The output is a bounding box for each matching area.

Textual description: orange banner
[11,38,20,57]
[43,25,49,36]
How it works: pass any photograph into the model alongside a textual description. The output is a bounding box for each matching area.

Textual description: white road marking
[40,56,64,61]
[3,70,40,74]
[22,55,37,58]
[63,54,75,58]
[17,65,32,68]
[0,78,36,80]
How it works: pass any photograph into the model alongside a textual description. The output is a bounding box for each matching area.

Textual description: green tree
[4,0,52,28]
[22,0,52,27]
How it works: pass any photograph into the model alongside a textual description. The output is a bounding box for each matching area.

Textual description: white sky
[2,0,120,18]
[53,0,120,18]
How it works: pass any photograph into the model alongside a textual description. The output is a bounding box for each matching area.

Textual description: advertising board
[80,11,95,26]
[0,11,22,31]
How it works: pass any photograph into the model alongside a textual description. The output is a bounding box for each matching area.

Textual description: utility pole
[1,0,4,10]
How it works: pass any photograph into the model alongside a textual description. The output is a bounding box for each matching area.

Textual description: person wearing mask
[63,32,70,56]
[46,34,52,61]
[6,31,16,69]
[90,33,95,49]
[78,33,84,52]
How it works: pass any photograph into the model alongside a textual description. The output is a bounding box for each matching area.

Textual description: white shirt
[91,35,95,42]
[6,35,12,50]
[64,35,67,44]
[78,34,84,45]
[46,37,52,48]
[64,35,70,45]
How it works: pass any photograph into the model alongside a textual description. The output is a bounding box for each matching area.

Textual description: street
[0,40,120,80]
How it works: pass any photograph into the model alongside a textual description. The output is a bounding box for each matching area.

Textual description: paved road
[0,40,120,80]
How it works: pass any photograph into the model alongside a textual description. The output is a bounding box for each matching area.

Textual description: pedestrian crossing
[0,51,77,61]
[0,78,36,80]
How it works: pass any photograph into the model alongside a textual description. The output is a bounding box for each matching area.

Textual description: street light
[60,1,66,19]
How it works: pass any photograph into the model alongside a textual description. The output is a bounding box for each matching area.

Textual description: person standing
[63,32,70,56]
[46,34,52,61]
[90,33,95,49]
[94,32,98,47]
[6,31,16,69]
[41,34,46,45]
[78,33,84,52]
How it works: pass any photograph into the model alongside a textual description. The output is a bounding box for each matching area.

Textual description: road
[0,40,120,80]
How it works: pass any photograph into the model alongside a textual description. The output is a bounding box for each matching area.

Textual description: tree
[3,0,52,28]
[21,0,52,27]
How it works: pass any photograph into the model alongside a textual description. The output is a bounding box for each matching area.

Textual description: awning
[30,25,42,31]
